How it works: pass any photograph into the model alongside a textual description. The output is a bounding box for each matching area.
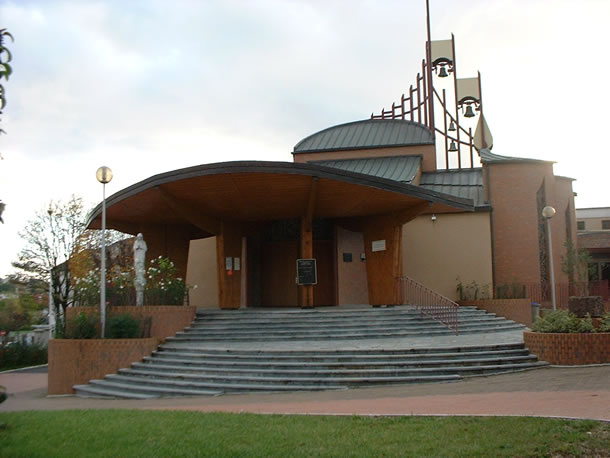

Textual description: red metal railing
[397,276,459,334]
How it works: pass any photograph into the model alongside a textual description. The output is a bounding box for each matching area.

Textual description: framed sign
[296,258,317,285]
[371,239,386,252]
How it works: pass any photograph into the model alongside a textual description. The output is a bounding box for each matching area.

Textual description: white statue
[133,233,148,306]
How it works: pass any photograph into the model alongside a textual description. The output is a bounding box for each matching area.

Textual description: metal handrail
[396,276,459,334]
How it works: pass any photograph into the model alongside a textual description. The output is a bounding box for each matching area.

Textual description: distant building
[576,207,610,285]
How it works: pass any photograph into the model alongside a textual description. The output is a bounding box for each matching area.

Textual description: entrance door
[246,219,336,307]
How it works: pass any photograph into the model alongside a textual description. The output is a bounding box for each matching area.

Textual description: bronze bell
[448,120,456,131]
[438,66,449,78]
[448,141,458,152]
[464,105,475,118]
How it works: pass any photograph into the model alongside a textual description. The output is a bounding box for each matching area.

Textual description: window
[602,220,610,230]
[577,221,585,230]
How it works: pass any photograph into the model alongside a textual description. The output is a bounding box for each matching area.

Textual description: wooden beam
[300,178,318,308]
[155,185,221,235]
[335,201,430,233]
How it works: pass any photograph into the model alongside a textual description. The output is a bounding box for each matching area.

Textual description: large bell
[438,66,449,78]
[448,120,456,131]
[448,141,458,152]
[464,105,475,118]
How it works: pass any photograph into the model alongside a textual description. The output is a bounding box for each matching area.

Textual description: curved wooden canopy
[87,161,474,235]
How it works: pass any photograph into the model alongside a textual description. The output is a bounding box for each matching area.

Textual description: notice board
[296,258,317,285]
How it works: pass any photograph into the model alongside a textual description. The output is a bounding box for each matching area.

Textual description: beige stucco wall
[186,237,219,308]
[402,212,493,301]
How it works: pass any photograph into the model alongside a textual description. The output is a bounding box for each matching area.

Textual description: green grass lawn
[0,410,608,457]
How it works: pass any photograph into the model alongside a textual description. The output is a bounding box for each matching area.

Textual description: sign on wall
[372,240,386,252]
[296,258,317,285]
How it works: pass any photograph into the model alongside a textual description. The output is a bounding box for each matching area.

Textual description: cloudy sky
[1,0,609,277]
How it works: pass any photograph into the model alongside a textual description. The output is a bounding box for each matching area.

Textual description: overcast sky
[1,0,609,277]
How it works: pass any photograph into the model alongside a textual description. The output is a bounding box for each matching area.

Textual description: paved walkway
[2,365,609,421]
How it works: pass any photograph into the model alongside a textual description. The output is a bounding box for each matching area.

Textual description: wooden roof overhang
[87,161,474,236]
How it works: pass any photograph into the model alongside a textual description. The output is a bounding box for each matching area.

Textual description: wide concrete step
[88,378,224,397]
[141,354,538,371]
[167,324,523,342]
[72,384,159,400]
[129,357,542,378]
[186,316,512,332]
[158,343,528,357]
[104,373,350,391]
[154,347,530,361]
[105,372,460,390]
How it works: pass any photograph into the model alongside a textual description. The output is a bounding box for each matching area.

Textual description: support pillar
[300,217,314,308]
[299,178,318,308]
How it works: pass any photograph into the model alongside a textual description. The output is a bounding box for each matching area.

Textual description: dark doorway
[246,219,335,307]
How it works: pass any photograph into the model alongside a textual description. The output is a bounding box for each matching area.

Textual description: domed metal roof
[293,119,434,154]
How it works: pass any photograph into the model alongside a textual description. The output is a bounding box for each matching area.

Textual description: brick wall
[487,162,571,289]
[523,331,610,365]
[66,306,196,342]
[459,299,533,327]
[48,337,158,394]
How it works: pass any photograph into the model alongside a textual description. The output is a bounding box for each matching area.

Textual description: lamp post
[96,166,113,338]
[542,205,557,310]
[47,207,55,339]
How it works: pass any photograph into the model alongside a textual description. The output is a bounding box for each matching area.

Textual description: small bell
[438,66,449,78]
[464,105,475,118]
[448,120,456,131]
[448,141,458,152]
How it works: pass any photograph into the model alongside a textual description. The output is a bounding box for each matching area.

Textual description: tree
[12,196,130,332]
[561,239,593,296]
[1,28,15,222]
[12,196,88,331]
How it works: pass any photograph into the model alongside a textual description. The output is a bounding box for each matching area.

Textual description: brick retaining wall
[458,299,533,327]
[523,331,610,365]
[66,306,196,342]
[48,337,158,394]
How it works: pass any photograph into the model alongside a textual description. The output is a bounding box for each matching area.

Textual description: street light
[96,166,113,338]
[47,207,55,339]
[542,205,557,310]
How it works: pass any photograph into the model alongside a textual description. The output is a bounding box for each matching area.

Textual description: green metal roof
[479,148,554,165]
[293,119,434,153]
[313,156,421,183]
[420,168,487,208]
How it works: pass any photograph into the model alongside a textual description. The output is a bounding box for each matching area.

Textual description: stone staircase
[74,306,546,399]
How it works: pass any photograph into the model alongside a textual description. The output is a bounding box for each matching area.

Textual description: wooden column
[300,218,314,308]
[216,222,242,309]
[299,178,318,308]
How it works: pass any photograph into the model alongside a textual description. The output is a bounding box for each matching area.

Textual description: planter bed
[523,331,610,365]
[48,337,158,395]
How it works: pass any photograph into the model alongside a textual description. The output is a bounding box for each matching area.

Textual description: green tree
[12,196,87,332]
[561,239,592,296]
[12,196,129,332]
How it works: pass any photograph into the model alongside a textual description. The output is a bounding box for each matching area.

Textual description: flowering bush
[144,257,187,305]
[73,268,100,307]
[72,256,188,306]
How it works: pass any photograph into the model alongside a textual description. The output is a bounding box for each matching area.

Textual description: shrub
[106,314,140,339]
[0,342,48,371]
[532,310,594,333]
[598,312,610,332]
[145,257,187,305]
[64,312,99,339]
